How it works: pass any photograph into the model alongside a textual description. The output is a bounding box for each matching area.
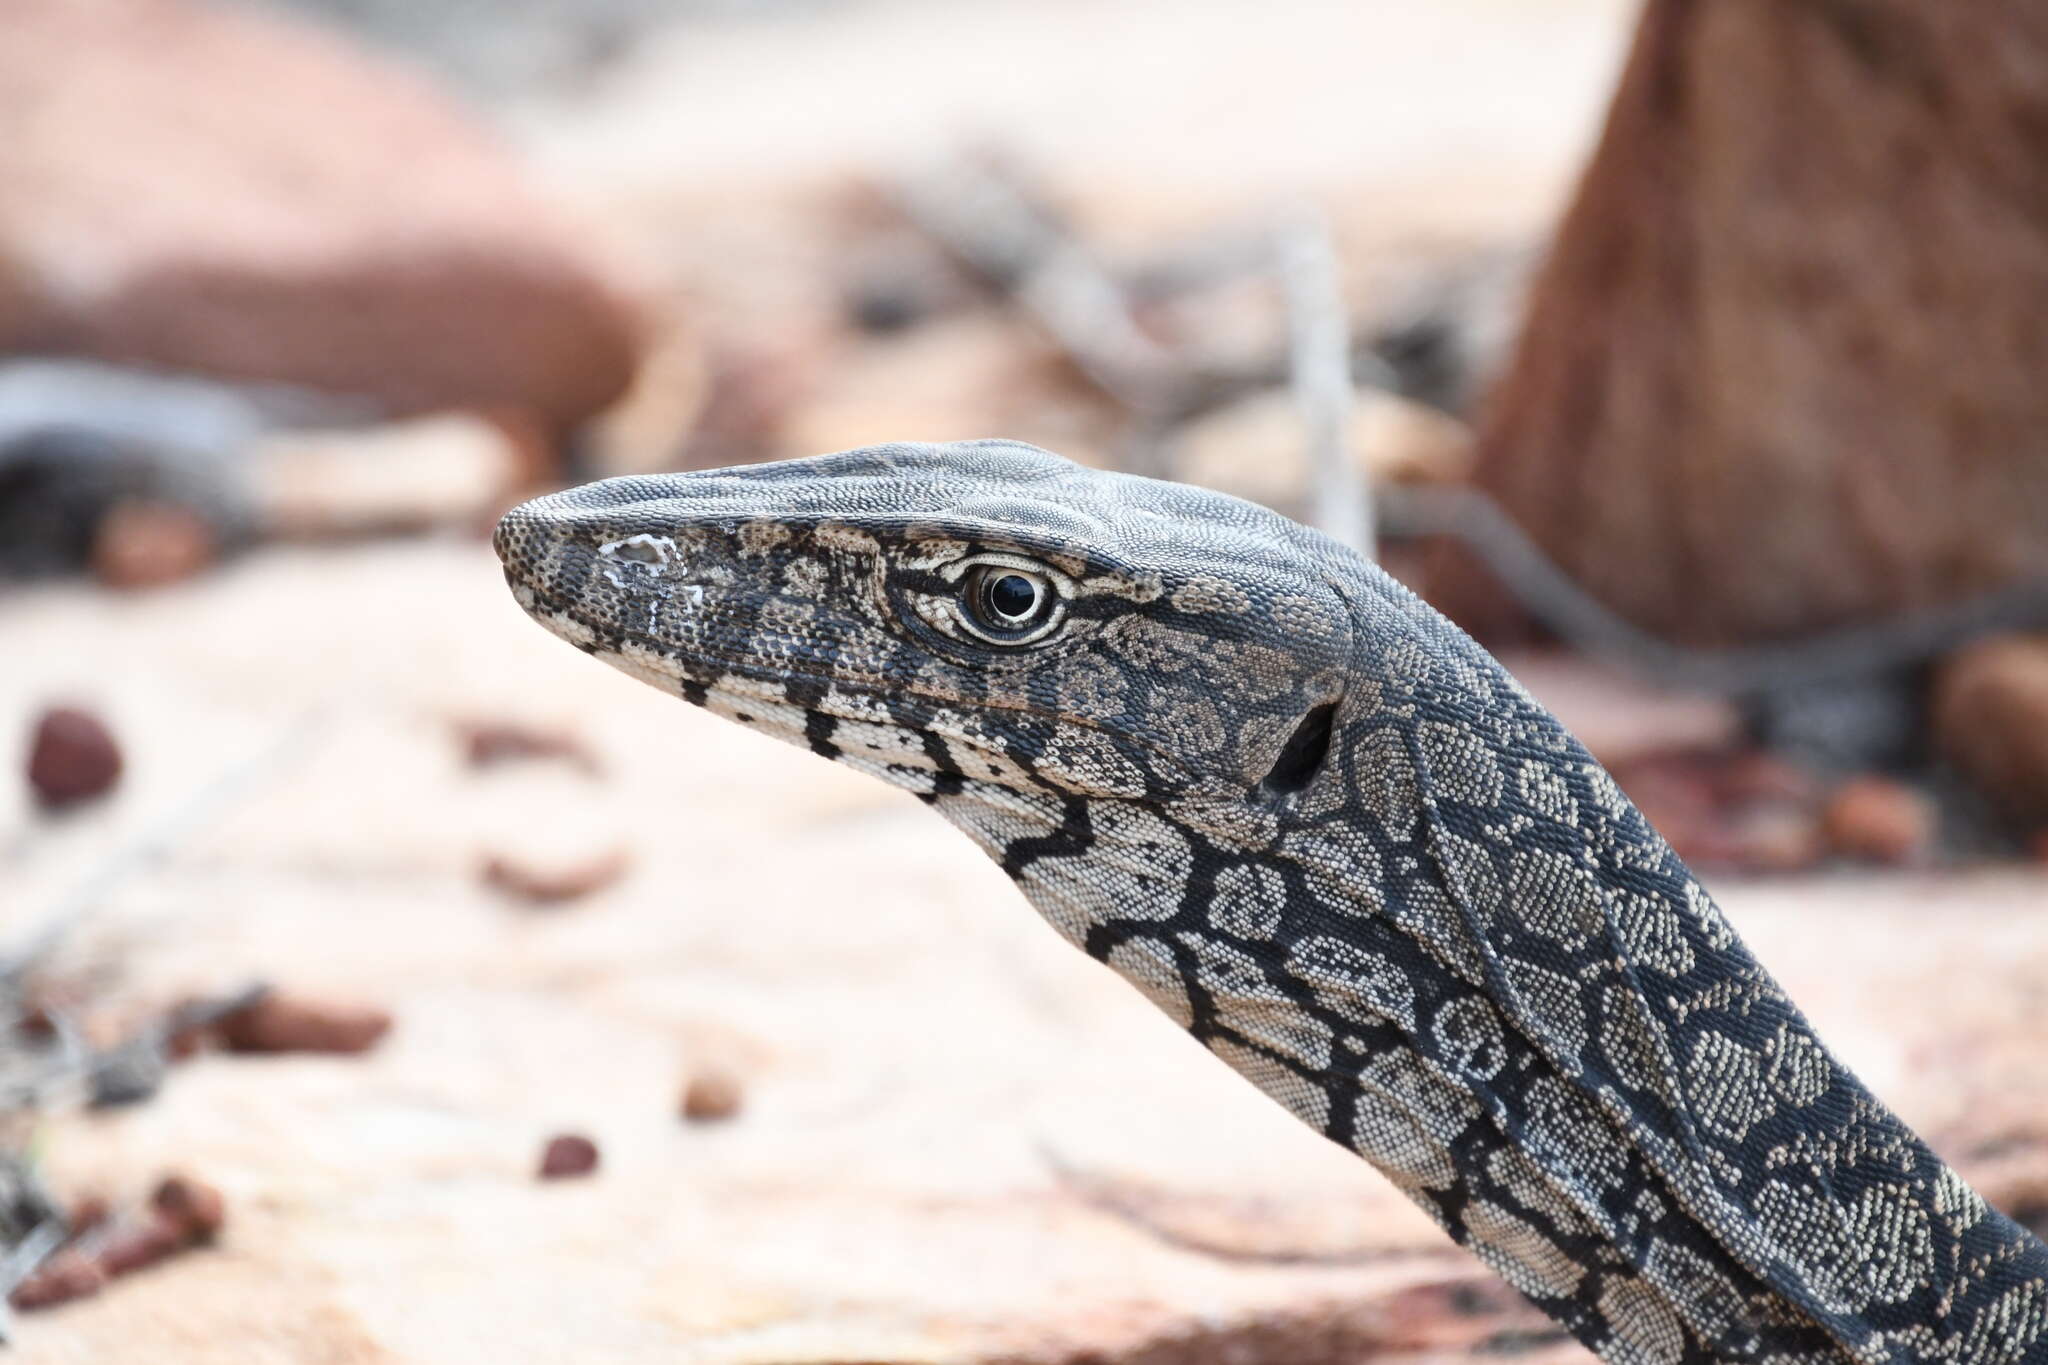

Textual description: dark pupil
[987,573,1039,621]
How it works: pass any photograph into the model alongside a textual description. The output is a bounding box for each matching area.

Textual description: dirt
[3,539,2045,1363]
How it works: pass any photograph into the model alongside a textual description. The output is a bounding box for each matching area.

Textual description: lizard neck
[943,688,2048,1365]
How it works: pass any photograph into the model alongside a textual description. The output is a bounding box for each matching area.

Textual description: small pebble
[26,706,123,810]
[1822,775,1936,866]
[538,1133,600,1180]
[680,1069,745,1123]
[215,994,391,1055]
[151,1175,226,1244]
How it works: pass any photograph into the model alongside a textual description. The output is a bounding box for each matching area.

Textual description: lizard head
[495,439,1376,945]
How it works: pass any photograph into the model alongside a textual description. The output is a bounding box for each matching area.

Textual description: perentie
[496,440,2048,1365]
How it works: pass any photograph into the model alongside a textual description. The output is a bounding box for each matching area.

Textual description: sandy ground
[519,0,1636,218]
[4,537,2046,1363]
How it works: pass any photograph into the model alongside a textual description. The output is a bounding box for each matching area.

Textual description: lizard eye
[959,560,1063,645]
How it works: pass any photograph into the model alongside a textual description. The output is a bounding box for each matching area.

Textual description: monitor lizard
[494,439,2048,1365]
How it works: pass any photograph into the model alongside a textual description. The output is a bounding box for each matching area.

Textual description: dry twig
[1276,208,1370,557]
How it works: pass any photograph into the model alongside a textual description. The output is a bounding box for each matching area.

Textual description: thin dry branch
[1277,208,1370,557]
[893,157,1183,415]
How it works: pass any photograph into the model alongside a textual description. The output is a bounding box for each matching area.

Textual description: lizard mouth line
[505,567,1202,788]
[509,571,853,690]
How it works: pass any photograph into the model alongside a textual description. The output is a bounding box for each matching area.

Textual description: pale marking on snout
[598,533,682,588]
[596,534,712,628]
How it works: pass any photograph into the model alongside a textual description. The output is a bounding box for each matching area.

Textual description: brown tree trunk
[1444,0,2048,646]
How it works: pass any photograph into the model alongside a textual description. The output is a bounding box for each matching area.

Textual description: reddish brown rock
[214,993,391,1055]
[25,705,123,810]
[1932,635,2048,832]
[0,0,642,431]
[151,1175,226,1245]
[537,1133,600,1180]
[1822,776,1936,867]
[679,1069,744,1123]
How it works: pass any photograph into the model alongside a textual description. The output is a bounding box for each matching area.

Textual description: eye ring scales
[956,555,1066,646]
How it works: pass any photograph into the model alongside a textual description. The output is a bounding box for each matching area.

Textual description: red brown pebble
[1823,775,1936,866]
[25,705,123,810]
[91,501,217,589]
[538,1133,599,1180]
[151,1175,226,1245]
[215,993,391,1055]
[679,1068,744,1123]
[8,1251,107,1311]
[1932,634,2048,831]
[457,719,601,775]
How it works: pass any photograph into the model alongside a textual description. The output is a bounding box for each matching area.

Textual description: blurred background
[2,1,2046,1360]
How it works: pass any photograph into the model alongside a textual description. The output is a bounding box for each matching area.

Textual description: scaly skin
[495,441,2048,1365]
